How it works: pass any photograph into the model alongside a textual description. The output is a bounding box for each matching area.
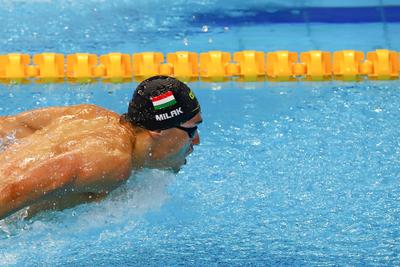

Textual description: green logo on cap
[189,90,195,100]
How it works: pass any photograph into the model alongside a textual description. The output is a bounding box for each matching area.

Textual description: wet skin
[0,104,202,220]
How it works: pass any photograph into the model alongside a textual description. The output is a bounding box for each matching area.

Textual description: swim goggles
[176,125,198,139]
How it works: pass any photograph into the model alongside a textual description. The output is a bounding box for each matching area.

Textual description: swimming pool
[1,0,400,266]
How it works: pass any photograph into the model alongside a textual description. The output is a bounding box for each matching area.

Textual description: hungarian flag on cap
[150,91,177,110]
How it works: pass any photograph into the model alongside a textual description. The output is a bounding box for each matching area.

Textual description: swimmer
[0,76,203,220]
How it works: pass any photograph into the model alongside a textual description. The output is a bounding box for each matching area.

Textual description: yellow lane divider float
[0,50,398,83]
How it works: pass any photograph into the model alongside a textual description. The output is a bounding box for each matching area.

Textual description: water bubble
[201,25,209,32]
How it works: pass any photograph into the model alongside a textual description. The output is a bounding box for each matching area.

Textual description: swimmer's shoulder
[67,104,136,146]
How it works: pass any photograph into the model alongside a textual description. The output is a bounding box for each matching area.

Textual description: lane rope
[0,50,398,83]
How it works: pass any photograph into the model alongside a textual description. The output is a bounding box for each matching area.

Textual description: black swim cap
[123,76,201,131]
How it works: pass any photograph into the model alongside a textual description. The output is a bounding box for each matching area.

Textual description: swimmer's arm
[0,150,131,220]
[0,152,79,220]
[26,192,108,219]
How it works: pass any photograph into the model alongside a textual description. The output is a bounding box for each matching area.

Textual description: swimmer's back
[0,104,135,189]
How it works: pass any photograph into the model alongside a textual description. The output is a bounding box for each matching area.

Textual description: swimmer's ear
[148,130,163,139]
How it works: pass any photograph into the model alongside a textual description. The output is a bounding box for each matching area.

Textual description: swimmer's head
[124,76,203,172]
[123,75,201,131]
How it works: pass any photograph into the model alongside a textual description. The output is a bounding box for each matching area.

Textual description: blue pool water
[1,1,400,266]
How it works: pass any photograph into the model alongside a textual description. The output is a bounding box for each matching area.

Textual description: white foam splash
[71,169,176,228]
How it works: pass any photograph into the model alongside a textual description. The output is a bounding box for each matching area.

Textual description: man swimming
[0,76,203,220]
